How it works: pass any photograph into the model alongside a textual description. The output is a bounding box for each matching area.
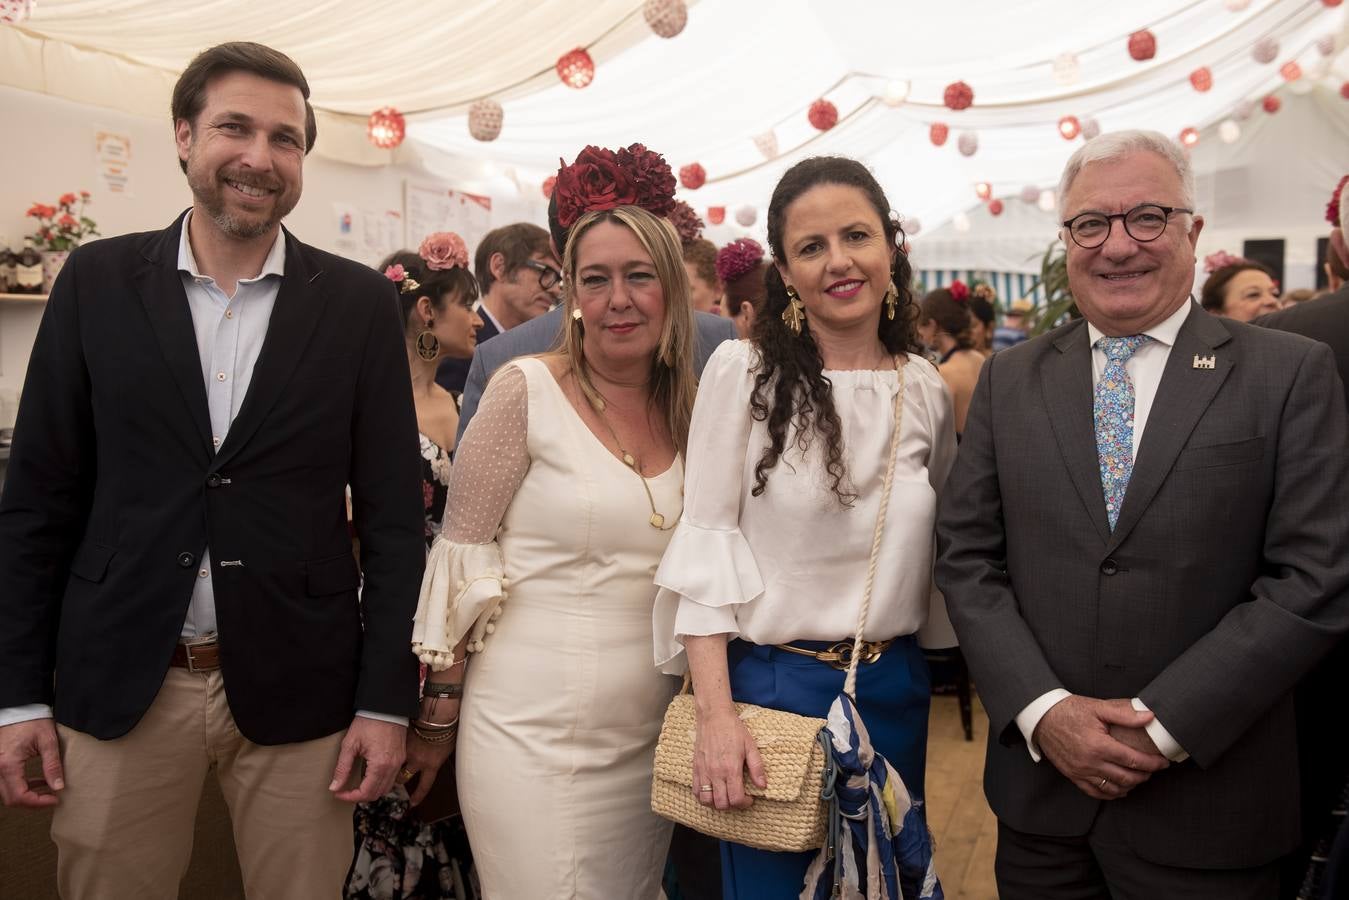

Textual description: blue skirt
[721,636,932,899]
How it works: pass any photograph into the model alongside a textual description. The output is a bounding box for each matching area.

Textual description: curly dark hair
[749,156,921,506]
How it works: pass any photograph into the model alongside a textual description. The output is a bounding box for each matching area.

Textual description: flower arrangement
[948,279,970,302]
[27,191,98,251]
[715,238,765,283]
[1327,174,1348,227]
[417,232,469,270]
[554,143,677,230]
[1203,249,1249,274]
[667,199,704,246]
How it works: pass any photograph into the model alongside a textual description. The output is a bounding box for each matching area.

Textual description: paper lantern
[1081,117,1101,140]
[1289,74,1317,97]
[366,107,406,149]
[1252,37,1278,64]
[957,132,979,157]
[929,122,950,147]
[735,206,757,227]
[1189,67,1213,92]
[943,81,974,111]
[988,199,1005,216]
[1317,35,1336,57]
[1020,185,1041,204]
[1058,115,1081,140]
[882,80,911,107]
[808,99,839,131]
[953,212,972,234]
[679,163,706,190]
[1342,82,1349,100]
[643,0,687,38]
[467,99,503,142]
[1038,190,1057,212]
[541,176,556,199]
[1280,61,1302,82]
[1179,127,1200,148]
[1052,53,1081,86]
[1224,0,1251,8]
[706,206,725,225]
[556,47,595,88]
[975,182,992,200]
[0,0,34,23]
[1234,98,1257,120]
[753,130,779,160]
[1262,94,1281,114]
[903,216,922,236]
[1128,30,1156,62]
[1325,0,1343,6]
[1219,120,1241,144]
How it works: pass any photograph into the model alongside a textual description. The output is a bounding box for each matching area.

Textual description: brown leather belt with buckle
[772,639,895,671]
[170,637,221,673]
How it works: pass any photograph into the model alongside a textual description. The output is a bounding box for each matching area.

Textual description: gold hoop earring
[884,279,899,321]
[415,322,440,361]
[781,286,806,334]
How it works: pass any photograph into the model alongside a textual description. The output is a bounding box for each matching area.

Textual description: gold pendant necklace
[589,396,676,531]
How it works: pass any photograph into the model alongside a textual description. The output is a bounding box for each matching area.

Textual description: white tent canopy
[2,0,1346,263]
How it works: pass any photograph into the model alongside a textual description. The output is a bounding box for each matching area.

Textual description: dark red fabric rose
[1327,175,1348,227]
[554,145,636,229]
[616,143,676,218]
[668,200,703,245]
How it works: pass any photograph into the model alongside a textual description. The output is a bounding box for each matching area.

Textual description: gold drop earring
[884,279,899,321]
[415,319,440,361]
[781,286,805,334]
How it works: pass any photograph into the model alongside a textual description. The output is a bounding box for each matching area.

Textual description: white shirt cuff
[1131,697,1188,762]
[355,709,409,728]
[1014,689,1072,762]
[0,704,55,728]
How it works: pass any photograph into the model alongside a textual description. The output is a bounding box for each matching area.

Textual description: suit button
[178,552,195,568]
[206,473,222,488]
[1100,559,1119,576]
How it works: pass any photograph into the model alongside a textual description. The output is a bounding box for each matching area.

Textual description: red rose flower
[60,193,77,207]
[58,213,77,228]
[667,200,703,245]
[418,232,470,271]
[555,146,636,229]
[616,143,676,219]
[948,280,970,302]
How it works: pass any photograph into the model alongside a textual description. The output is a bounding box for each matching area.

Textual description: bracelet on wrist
[421,682,463,699]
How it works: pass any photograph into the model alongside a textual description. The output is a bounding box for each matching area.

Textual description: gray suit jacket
[935,303,1349,868]
[456,306,737,444]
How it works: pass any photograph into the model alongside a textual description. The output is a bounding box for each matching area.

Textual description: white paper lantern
[957,132,979,157]
[882,80,911,107]
[1223,0,1251,9]
[1219,119,1241,144]
[1317,35,1336,57]
[1234,99,1257,121]
[1081,118,1101,141]
[643,0,687,38]
[1038,190,1057,213]
[1253,37,1279,65]
[753,130,779,160]
[467,99,503,142]
[903,216,922,236]
[1289,75,1317,96]
[1052,53,1081,86]
[0,0,34,23]
[735,205,757,227]
[952,212,972,234]
[1020,185,1040,204]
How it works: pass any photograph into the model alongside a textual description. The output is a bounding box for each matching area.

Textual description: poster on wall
[405,183,492,255]
[331,204,404,268]
[95,131,132,196]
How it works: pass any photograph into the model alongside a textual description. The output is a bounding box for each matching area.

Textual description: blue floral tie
[1094,335,1151,530]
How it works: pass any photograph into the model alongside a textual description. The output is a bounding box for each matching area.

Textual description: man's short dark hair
[474,223,553,294]
[171,42,317,174]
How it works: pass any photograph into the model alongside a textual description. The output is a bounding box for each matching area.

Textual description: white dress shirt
[1014,300,1192,763]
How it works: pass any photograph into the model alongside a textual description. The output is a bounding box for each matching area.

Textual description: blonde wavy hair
[553,205,697,455]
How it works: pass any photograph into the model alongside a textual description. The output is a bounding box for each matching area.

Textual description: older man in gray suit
[936,130,1349,898]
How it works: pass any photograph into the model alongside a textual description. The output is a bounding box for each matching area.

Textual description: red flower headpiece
[383,263,421,295]
[1327,174,1348,227]
[418,232,469,271]
[715,238,765,283]
[1203,249,1250,274]
[554,143,677,230]
[668,199,704,245]
[948,280,970,303]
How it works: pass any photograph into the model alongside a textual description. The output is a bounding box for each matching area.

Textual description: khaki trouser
[50,667,352,900]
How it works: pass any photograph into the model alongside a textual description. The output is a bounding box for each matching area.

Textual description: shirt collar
[1087,298,1192,350]
[177,210,287,284]
[473,298,505,333]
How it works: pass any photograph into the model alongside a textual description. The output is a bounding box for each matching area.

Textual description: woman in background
[716,237,768,340]
[1200,253,1280,322]
[918,282,984,436]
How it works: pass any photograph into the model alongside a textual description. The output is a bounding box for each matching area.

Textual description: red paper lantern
[1280,61,1302,82]
[1325,0,1343,6]
[1128,30,1157,61]
[988,199,1005,216]
[1058,115,1082,140]
[975,182,992,200]
[1179,127,1200,148]
[1341,82,1349,99]
[366,107,406,149]
[929,122,950,146]
[541,176,556,200]
[1189,67,1213,92]
[1262,94,1282,114]
[680,163,707,190]
[943,81,974,111]
[707,206,726,225]
[468,99,503,142]
[556,47,595,89]
[808,99,839,131]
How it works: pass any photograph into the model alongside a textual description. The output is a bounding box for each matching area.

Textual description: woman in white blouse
[653,156,958,897]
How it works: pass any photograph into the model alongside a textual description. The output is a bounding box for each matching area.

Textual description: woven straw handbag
[650,358,906,853]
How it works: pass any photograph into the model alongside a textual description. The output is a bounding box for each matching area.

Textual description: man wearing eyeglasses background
[936,130,1349,898]
[435,222,561,395]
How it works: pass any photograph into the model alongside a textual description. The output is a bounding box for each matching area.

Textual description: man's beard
[187,163,297,240]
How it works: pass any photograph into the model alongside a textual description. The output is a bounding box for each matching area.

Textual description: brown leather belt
[170,637,221,672]
[772,639,895,671]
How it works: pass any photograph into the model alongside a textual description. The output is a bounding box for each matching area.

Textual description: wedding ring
[397,767,415,783]
[1098,777,1109,790]
[699,785,713,793]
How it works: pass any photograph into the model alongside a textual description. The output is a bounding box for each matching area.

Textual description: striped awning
[914,270,1046,309]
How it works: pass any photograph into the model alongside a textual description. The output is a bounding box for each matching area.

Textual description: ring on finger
[1098,776,1109,790]
[397,767,415,784]
[698,784,713,793]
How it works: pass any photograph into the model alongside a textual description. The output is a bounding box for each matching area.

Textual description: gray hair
[1057,130,1197,225]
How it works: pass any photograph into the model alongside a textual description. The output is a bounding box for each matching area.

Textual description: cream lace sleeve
[412,363,530,670]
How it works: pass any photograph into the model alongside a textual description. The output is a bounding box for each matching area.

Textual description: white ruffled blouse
[653,340,958,674]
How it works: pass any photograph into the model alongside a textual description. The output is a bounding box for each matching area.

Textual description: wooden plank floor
[926,692,999,899]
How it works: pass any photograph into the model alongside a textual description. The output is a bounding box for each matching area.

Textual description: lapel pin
[1192,354,1216,370]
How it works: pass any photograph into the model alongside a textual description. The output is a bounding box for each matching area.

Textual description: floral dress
[345,434,479,900]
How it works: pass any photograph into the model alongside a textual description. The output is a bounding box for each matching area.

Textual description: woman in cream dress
[409,196,698,898]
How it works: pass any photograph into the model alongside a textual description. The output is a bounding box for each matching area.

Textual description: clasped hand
[1033,695,1170,800]
[692,706,767,811]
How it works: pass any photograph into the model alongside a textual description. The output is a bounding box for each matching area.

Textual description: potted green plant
[27,191,99,293]
[1026,240,1079,335]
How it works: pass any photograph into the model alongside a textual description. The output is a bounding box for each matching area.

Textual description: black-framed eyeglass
[522,258,562,290]
[1061,204,1193,249]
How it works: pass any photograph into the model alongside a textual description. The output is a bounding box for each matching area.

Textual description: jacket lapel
[133,213,214,457]
[1106,304,1233,551]
[1041,319,1112,544]
[213,228,326,468]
